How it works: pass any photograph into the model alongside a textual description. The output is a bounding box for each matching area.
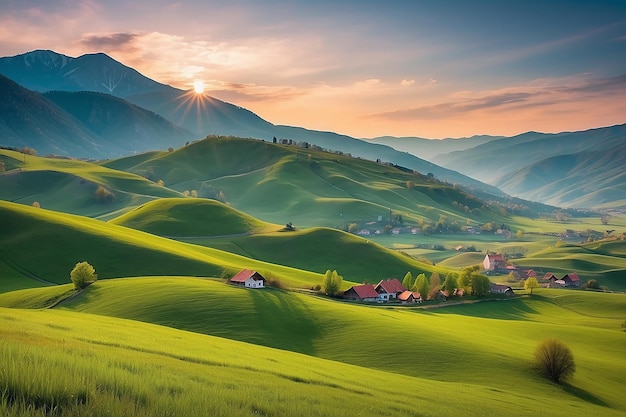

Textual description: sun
[193,80,204,94]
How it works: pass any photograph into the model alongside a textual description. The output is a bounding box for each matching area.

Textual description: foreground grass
[2,278,624,416]
[1,298,625,417]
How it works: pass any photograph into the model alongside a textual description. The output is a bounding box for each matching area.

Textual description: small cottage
[343,284,380,302]
[489,283,514,296]
[398,290,422,304]
[230,269,266,288]
[375,279,406,301]
[483,253,506,271]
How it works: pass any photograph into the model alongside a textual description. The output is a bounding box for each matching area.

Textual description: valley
[1,47,625,417]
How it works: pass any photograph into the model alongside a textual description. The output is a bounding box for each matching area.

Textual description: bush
[70,261,97,290]
[534,339,575,383]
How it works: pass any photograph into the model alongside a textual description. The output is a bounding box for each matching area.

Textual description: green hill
[109,197,278,237]
[106,136,505,228]
[0,148,181,218]
[178,226,445,279]
[0,200,322,291]
[1,279,624,417]
[515,240,626,290]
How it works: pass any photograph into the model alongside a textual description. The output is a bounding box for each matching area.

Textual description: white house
[230,269,266,288]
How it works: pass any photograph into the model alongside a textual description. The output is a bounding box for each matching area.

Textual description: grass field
[109,197,279,236]
[0,279,624,417]
[0,149,181,219]
[0,200,325,291]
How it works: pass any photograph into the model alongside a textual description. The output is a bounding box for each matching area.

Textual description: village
[228,251,582,304]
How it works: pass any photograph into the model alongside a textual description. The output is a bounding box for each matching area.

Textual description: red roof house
[374,279,406,301]
[230,269,266,288]
[562,273,580,287]
[483,253,506,271]
[343,284,380,302]
[398,290,422,304]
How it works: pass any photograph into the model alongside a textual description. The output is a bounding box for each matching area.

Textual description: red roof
[375,279,405,294]
[398,290,421,301]
[487,254,505,261]
[345,284,379,299]
[544,273,558,280]
[563,272,580,282]
[231,269,265,283]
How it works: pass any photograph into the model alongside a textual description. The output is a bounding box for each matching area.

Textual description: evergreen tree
[412,273,429,300]
[402,271,414,290]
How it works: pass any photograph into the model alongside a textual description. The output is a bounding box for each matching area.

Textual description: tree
[348,223,359,234]
[516,230,524,240]
[321,269,342,296]
[167,147,174,152]
[534,339,575,383]
[95,185,115,203]
[427,272,441,300]
[0,160,5,173]
[32,201,40,208]
[70,261,97,290]
[458,266,478,290]
[442,273,458,297]
[601,215,611,225]
[157,179,165,187]
[412,273,429,300]
[525,277,539,295]
[471,274,491,297]
[402,271,414,291]
[406,180,415,190]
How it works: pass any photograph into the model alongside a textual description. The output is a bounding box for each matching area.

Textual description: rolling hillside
[0,148,181,218]
[105,136,507,228]
[109,197,278,236]
[0,200,443,292]
[1,278,624,417]
[0,200,323,291]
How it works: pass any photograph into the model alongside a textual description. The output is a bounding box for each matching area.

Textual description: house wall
[244,278,264,288]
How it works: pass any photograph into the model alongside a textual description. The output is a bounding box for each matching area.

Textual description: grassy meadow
[1,279,625,417]
[2,137,626,416]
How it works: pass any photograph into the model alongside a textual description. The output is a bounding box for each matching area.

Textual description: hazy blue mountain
[0,50,174,97]
[495,143,626,209]
[431,124,626,184]
[0,73,103,156]
[368,135,502,161]
[44,91,196,155]
[1,50,505,197]
[0,73,195,158]
[125,90,274,138]
[428,124,626,208]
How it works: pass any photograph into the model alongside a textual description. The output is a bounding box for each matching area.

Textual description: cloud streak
[369,74,626,122]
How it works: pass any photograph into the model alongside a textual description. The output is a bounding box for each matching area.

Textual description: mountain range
[1,49,624,209]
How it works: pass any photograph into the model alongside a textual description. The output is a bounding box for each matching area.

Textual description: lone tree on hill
[525,277,539,295]
[70,261,98,290]
[534,339,575,383]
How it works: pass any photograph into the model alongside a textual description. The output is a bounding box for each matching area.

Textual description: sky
[1,0,625,139]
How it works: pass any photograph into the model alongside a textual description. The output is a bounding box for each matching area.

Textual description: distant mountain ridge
[0,49,504,197]
[429,124,626,209]
[0,74,194,158]
[2,49,624,209]
[0,49,174,97]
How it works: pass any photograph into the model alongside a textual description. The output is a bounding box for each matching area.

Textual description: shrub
[95,185,115,203]
[70,261,97,290]
[32,201,41,208]
[534,339,575,383]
